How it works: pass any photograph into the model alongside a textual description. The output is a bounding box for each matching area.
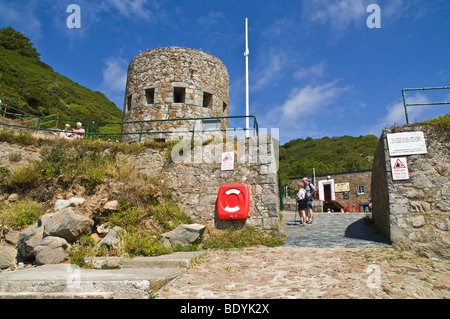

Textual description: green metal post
[402,89,409,124]
[139,122,144,142]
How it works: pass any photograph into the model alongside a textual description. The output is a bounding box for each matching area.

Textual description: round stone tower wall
[122,47,229,143]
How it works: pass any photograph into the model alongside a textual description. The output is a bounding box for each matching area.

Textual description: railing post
[402,89,409,125]
[90,121,95,140]
[2,104,7,118]
[192,119,196,140]
[139,122,144,142]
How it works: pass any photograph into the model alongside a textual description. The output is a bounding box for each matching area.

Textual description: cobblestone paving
[282,212,391,248]
[158,213,450,299]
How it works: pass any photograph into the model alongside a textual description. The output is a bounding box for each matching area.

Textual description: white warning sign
[390,157,410,180]
[387,131,427,156]
[221,152,235,171]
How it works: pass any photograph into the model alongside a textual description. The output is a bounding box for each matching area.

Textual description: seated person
[72,122,85,139]
[58,124,73,139]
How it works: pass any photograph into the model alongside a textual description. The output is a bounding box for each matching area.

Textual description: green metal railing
[0,109,259,142]
[402,86,450,124]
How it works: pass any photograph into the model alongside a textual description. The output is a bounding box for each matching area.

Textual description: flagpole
[244,17,250,138]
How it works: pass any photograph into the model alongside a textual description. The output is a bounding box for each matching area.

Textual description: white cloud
[252,52,287,91]
[294,61,328,81]
[0,2,42,38]
[258,81,350,142]
[302,0,406,31]
[369,93,432,135]
[279,81,349,121]
[303,0,366,30]
[100,57,128,107]
[107,0,156,20]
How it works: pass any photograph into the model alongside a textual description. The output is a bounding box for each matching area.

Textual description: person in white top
[296,181,307,227]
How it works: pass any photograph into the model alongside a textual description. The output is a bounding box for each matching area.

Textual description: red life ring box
[217,183,250,220]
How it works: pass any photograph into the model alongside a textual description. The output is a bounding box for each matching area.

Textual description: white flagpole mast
[244,17,250,138]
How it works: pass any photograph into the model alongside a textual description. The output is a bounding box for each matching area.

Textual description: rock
[43,208,94,243]
[0,245,17,269]
[97,226,124,250]
[4,230,20,246]
[17,225,44,262]
[34,236,71,265]
[54,197,86,212]
[162,224,206,247]
[104,200,119,211]
[7,193,19,202]
[97,223,112,235]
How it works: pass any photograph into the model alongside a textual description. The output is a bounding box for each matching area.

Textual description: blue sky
[1,0,449,144]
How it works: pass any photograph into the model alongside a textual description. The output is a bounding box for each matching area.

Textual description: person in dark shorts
[303,177,316,224]
[296,181,307,226]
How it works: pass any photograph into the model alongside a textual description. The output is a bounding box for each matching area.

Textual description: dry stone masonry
[122,47,230,143]
[371,124,449,259]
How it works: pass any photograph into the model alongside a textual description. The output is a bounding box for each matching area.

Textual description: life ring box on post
[217,183,250,220]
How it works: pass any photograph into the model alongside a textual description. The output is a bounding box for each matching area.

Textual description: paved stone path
[158,213,450,299]
[282,212,391,248]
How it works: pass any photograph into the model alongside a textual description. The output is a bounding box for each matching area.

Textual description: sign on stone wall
[390,157,410,180]
[221,151,235,171]
[335,182,350,192]
[386,131,427,156]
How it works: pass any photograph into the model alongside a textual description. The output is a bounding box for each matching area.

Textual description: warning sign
[221,152,235,171]
[390,157,410,180]
[387,131,427,156]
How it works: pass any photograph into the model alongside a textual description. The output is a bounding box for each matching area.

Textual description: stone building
[121,47,230,143]
[287,169,372,212]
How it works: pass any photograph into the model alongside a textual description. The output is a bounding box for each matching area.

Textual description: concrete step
[0,251,206,299]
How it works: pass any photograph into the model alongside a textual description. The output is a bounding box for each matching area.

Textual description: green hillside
[0,27,122,128]
[278,134,378,180]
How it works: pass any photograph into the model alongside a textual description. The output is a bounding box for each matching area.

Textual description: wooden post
[2,104,6,118]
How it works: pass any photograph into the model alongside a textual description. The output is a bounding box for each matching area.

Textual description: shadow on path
[282,212,391,248]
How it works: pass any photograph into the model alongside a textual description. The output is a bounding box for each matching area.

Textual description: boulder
[4,230,20,246]
[54,197,86,212]
[34,236,71,265]
[162,224,206,247]
[97,226,124,250]
[103,200,119,211]
[43,208,93,243]
[7,193,19,202]
[0,245,17,269]
[17,225,44,262]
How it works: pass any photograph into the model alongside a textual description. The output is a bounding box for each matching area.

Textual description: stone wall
[0,134,280,233]
[122,47,229,143]
[0,142,41,172]
[371,124,450,259]
[127,134,280,232]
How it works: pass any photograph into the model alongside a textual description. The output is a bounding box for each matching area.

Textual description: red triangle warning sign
[394,159,405,168]
[223,153,233,161]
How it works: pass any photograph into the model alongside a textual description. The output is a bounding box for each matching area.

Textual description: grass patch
[420,113,450,129]
[0,198,45,230]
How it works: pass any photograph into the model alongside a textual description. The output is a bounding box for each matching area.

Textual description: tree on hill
[0,27,40,61]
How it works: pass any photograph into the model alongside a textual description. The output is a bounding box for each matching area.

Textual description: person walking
[303,177,316,224]
[296,181,307,226]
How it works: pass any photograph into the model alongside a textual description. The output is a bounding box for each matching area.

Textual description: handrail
[402,86,450,124]
[0,109,259,142]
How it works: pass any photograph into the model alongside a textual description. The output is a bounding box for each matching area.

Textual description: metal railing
[0,108,259,142]
[402,86,450,124]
